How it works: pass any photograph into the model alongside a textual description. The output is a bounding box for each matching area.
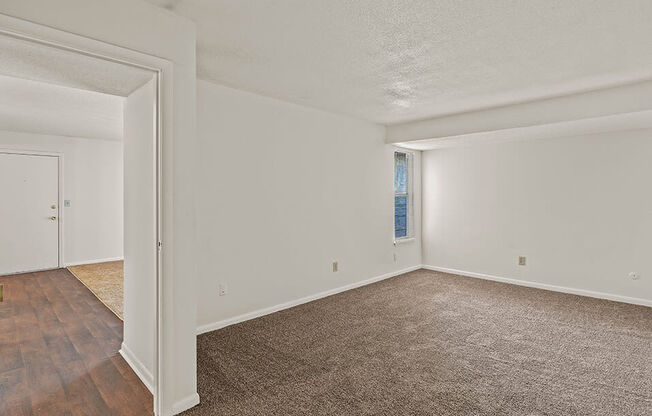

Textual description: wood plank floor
[0,268,153,416]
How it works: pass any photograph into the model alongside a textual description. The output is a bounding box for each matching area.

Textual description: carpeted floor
[184,269,652,416]
[67,260,124,320]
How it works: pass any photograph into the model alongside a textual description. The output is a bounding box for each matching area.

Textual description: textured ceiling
[0,74,124,141]
[146,0,652,124]
[0,34,153,97]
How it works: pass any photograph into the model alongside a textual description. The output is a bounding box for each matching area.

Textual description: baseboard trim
[171,392,200,415]
[422,265,652,307]
[196,265,422,335]
[64,257,123,267]
[119,342,154,394]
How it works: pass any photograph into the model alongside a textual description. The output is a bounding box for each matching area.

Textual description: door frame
[0,14,170,415]
[0,149,64,271]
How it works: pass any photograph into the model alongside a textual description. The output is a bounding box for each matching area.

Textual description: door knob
[50,216,57,221]
[51,204,57,209]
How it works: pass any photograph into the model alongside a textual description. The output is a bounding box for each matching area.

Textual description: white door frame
[0,149,64,271]
[0,15,169,415]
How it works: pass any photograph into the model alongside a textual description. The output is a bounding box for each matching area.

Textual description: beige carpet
[67,260,123,320]
[184,269,652,416]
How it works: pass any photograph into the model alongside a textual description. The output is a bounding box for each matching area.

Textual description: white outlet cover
[628,272,640,280]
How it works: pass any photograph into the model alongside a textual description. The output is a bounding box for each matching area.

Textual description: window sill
[393,237,415,246]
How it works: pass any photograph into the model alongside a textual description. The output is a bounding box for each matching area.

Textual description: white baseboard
[119,342,154,394]
[171,392,200,415]
[64,257,123,267]
[196,265,422,335]
[422,265,652,308]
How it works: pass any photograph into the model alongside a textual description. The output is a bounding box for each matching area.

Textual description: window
[394,151,413,240]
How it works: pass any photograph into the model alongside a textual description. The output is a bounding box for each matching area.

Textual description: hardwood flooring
[0,268,153,416]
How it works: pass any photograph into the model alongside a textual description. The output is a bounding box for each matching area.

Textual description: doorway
[0,25,163,414]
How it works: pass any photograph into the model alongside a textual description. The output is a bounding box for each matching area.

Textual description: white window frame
[394,150,414,242]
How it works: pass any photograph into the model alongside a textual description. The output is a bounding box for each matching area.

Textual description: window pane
[394,151,409,239]
[395,195,408,238]
[394,152,407,194]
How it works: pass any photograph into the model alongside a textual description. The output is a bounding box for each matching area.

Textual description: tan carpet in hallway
[67,260,123,320]
[184,269,651,416]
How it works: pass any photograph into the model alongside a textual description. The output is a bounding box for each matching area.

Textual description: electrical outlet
[219,283,228,296]
[518,256,526,266]
[629,272,640,280]
[332,261,338,272]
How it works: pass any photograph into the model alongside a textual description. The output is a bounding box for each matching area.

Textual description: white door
[0,152,59,275]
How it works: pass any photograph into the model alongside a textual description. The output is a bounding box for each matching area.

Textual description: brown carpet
[184,269,652,416]
[67,260,123,320]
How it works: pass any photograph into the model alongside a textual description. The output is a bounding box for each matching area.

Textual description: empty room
[0,1,650,415]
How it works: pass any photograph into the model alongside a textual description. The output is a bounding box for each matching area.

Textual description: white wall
[122,78,157,390]
[421,129,652,303]
[0,130,123,265]
[196,80,421,329]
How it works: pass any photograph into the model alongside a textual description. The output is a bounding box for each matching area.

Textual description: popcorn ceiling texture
[147,0,652,123]
[0,34,152,96]
[0,74,124,140]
